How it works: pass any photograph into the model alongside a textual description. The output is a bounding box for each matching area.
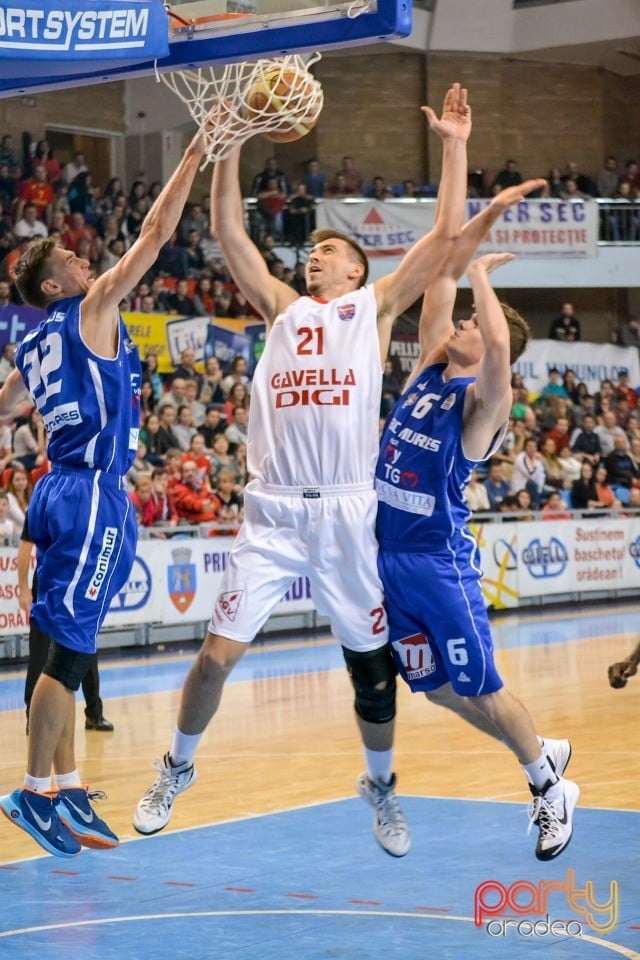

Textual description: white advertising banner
[513,340,640,396]
[316,199,599,259]
[467,520,520,609]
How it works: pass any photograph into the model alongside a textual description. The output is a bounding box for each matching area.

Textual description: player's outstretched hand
[422,82,471,142]
[490,179,547,213]
[608,659,637,689]
[467,252,516,276]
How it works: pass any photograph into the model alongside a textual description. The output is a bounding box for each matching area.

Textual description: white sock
[364,747,393,784]
[522,752,559,792]
[24,774,52,793]
[170,728,202,767]
[55,770,83,789]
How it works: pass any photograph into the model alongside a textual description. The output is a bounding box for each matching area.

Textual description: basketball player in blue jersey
[375,184,580,861]
[134,84,471,858]
[0,128,208,858]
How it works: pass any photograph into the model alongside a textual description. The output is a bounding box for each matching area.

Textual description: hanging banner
[0,1,169,61]
[513,339,640,396]
[316,199,599,259]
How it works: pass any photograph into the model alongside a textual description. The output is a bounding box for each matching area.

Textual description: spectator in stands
[561,161,595,197]
[615,316,640,350]
[0,134,20,180]
[221,354,250,396]
[252,156,288,196]
[208,432,237,484]
[233,441,249,489]
[173,404,197,452]
[540,436,564,491]
[156,405,181,456]
[483,458,512,510]
[0,162,15,212]
[0,280,12,308]
[225,405,249,451]
[173,348,203,394]
[492,159,523,192]
[184,230,207,279]
[183,433,211,481]
[0,490,15,541]
[5,464,31,530]
[621,159,639,195]
[557,442,582,489]
[167,278,198,317]
[301,158,327,199]
[561,368,580,403]
[149,276,172,312]
[541,367,569,399]
[285,182,315,246]
[257,176,287,240]
[62,150,87,185]
[198,405,225,449]
[381,359,403,418]
[594,378,615,415]
[140,412,165,466]
[98,237,125,275]
[615,369,637,410]
[327,172,355,199]
[16,163,54,225]
[164,448,184,494]
[597,155,619,198]
[604,433,637,504]
[513,488,534,520]
[594,464,622,510]
[155,230,190,279]
[512,436,545,508]
[336,155,363,195]
[139,378,156,425]
[157,376,187,414]
[130,470,178,534]
[141,350,164,402]
[172,459,220,524]
[541,490,571,520]
[184,379,206,427]
[560,177,590,202]
[12,407,46,472]
[68,170,97,221]
[364,176,395,200]
[571,415,601,467]
[545,167,564,200]
[193,277,215,316]
[179,201,209,244]
[606,180,640,241]
[126,195,149,244]
[549,302,581,341]
[61,211,97,258]
[0,341,16,385]
[201,356,225,406]
[571,460,597,509]
[544,414,572,455]
[596,409,627,457]
[214,466,243,512]
[222,381,249,423]
[465,467,490,512]
[14,202,48,241]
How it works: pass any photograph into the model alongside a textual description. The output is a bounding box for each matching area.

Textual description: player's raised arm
[461,253,521,459]
[82,129,208,356]
[373,83,471,336]
[211,147,297,329]
[415,179,547,368]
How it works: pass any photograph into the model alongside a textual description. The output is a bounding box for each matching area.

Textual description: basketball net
[157,53,323,166]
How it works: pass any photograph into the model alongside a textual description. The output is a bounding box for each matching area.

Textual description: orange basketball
[245,66,322,142]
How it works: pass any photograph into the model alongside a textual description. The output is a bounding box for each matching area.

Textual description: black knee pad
[342,644,397,724]
[42,639,94,692]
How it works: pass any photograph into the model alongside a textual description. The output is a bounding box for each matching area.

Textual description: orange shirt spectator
[172,459,221,523]
[18,166,53,221]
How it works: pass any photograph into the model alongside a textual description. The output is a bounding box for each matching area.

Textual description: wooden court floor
[0,600,638,867]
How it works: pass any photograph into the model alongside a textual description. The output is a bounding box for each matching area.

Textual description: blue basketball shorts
[28,466,137,654]
[377,533,503,697]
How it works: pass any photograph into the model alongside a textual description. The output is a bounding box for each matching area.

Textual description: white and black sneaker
[133,753,197,835]
[541,737,572,779]
[357,772,410,857]
[528,777,579,861]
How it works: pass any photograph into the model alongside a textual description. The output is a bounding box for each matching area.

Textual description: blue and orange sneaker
[55,786,119,849]
[0,787,81,858]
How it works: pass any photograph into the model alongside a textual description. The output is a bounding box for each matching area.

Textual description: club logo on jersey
[84,527,118,601]
[168,547,196,613]
[384,443,401,465]
[402,392,419,409]
[337,304,355,321]
[400,471,419,488]
[392,633,435,681]
[442,394,456,410]
[215,590,243,622]
[124,339,137,354]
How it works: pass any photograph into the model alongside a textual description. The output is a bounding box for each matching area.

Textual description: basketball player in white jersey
[134,83,471,857]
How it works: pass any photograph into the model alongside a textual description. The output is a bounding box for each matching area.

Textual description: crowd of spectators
[464,364,640,520]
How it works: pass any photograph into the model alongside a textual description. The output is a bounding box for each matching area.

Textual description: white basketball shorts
[208,479,388,652]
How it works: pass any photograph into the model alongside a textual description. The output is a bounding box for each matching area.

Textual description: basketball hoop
[156,53,323,166]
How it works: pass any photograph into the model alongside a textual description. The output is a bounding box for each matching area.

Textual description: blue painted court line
[1,797,638,960]
[1,601,638,712]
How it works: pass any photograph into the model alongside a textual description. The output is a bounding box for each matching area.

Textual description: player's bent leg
[134,632,247,836]
[425,682,503,740]
[343,645,410,858]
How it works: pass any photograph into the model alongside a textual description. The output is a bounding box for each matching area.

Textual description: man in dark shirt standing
[549,302,581,341]
[571,413,602,464]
